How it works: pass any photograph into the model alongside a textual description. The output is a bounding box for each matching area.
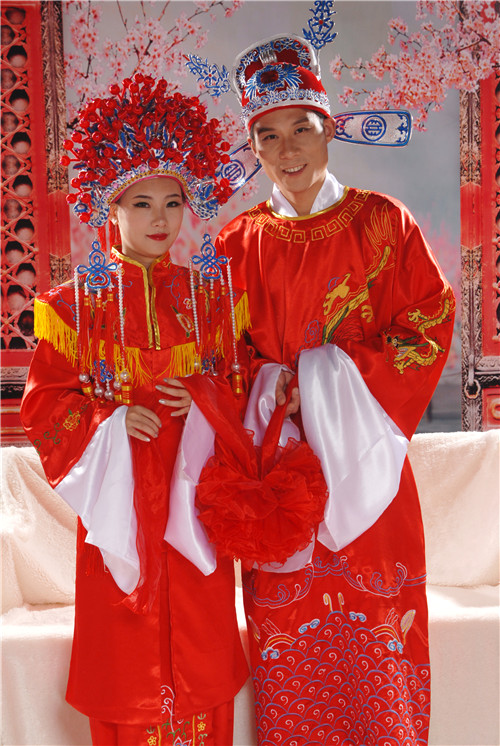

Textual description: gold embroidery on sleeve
[384,292,455,373]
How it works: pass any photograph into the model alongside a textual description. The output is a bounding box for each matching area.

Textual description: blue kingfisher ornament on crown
[61,75,235,227]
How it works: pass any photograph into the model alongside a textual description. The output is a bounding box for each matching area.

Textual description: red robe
[216,188,455,746]
[21,249,249,727]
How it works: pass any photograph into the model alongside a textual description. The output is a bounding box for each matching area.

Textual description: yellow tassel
[35,293,251,385]
[112,344,148,385]
[34,299,78,365]
[168,340,198,377]
[233,291,251,339]
[35,299,150,385]
[166,295,250,378]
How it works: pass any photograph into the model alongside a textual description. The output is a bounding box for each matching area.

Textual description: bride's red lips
[147,233,168,241]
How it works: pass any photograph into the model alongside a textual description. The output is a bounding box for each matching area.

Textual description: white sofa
[2,431,499,746]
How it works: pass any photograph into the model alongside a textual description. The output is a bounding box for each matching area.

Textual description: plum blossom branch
[64,0,243,127]
[329,1,499,131]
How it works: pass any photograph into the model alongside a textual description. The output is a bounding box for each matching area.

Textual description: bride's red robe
[21,249,250,728]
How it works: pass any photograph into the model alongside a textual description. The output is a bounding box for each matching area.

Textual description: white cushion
[1,447,76,613]
[409,431,499,587]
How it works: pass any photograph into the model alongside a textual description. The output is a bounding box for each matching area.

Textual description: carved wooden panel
[1,0,70,444]
[460,71,500,430]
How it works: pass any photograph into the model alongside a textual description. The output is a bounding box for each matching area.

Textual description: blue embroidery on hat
[303,0,337,51]
[245,63,303,100]
[185,55,231,98]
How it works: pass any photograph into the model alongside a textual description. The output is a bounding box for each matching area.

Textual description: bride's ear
[108,202,119,225]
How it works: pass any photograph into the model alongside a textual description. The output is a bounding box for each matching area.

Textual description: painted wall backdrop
[61,0,499,431]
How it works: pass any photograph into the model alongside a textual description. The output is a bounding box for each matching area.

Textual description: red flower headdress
[61,74,233,226]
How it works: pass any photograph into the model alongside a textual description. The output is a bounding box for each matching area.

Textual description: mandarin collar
[270,171,345,218]
[111,246,172,276]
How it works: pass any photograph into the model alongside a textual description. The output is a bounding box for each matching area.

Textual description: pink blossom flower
[388,16,408,38]
[329,54,343,80]
[196,30,209,49]
[337,86,358,108]
[225,0,243,18]
[218,106,246,144]
[350,68,366,81]
[240,178,260,202]
[328,0,498,132]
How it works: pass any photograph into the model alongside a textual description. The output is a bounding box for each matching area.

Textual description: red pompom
[196,437,328,569]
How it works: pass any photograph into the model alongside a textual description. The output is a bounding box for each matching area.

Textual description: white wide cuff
[299,344,408,552]
[164,400,217,575]
[55,406,140,594]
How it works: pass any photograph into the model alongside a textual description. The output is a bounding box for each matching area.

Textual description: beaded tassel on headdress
[72,240,128,402]
[188,234,243,395]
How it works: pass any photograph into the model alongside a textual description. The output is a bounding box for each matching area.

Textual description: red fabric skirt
[68,525,248,724]
[89,699,234,745]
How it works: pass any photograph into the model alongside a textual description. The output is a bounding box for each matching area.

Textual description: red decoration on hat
[232,35,331,129]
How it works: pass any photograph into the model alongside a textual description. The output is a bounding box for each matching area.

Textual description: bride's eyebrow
[132,193,182,199]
